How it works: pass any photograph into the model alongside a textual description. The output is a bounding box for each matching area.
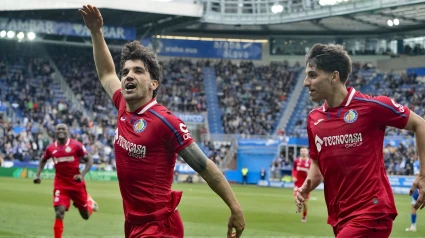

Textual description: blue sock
[411,214,417,224]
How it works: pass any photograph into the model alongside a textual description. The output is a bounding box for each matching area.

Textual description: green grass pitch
[0,177,424,237]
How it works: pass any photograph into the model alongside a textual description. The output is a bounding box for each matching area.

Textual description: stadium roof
[185,0,425,38]
[1,0,425,40]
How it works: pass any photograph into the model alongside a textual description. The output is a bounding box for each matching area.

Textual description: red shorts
[125,209,184,238]
[53,186,88,211]
[333,214,394,238]
[293,186,310,199]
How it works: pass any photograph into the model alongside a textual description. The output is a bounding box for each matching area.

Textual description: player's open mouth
[309,90,315,94]
[125,83,136,92]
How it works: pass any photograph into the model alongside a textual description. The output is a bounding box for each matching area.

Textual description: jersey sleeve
[112,89,124,110]
[42,147,51,161]
[160,112,194,154]
[370,96,411,129]
[75,143,88,158]
[307,117,319,160]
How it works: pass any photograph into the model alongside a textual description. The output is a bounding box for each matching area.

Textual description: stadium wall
[257,176,415,195]
[269,54,390,65]
[225,139,280,184]
[225,152,276,184]
[0,167,118,181]
[377,55,425,72]
[158,42,391,66]
[264,42,391,65]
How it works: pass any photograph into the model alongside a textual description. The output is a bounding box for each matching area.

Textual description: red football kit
[307,87,410,236]
[292,157,312,198]
[112,89,193,238]
[43,138,89,210]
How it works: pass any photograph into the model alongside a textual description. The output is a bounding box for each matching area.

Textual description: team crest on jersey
[65,146,72,153]
[133,119,147,133]
[344,109,358,123]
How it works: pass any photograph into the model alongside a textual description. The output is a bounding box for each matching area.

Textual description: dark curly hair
[120,41,162,97]
[305,43,352,83]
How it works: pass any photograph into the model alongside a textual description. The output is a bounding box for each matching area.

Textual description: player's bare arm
[178,143,207,172]
[403,111,425,210]
[79,5,120,99]
[74,154,94,182]
[296,160,322,211]
[34,159,48,184]
[179,142,245,238]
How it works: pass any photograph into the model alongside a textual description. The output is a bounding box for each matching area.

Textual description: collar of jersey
[133,98,158,115]
[322,87,356,112]
[55,138,70,147]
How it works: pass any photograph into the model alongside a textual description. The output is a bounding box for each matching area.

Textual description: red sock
[54,219,63,238]
[87,197,93,215]
[303,209,307,219]
[88,205,93,215]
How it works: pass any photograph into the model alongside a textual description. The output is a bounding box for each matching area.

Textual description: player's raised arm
[403,111,425,210]
[179,142,245,238]
[79,5,121,99]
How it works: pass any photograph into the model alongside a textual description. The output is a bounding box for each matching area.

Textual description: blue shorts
[411,189,419,205]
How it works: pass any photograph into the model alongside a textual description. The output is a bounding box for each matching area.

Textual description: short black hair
[55,123,69,131]
[305,43,352,83]
[120,41,162,97]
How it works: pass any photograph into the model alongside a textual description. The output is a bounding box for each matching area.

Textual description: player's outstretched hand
[74,174,84,182]
[410,174,425,210]
[33,177,41,184]
[227,209,245,238]
[78,5,103,32]
[296,179,312,212]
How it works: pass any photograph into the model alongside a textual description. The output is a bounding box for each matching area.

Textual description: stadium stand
[216,60,300,135]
